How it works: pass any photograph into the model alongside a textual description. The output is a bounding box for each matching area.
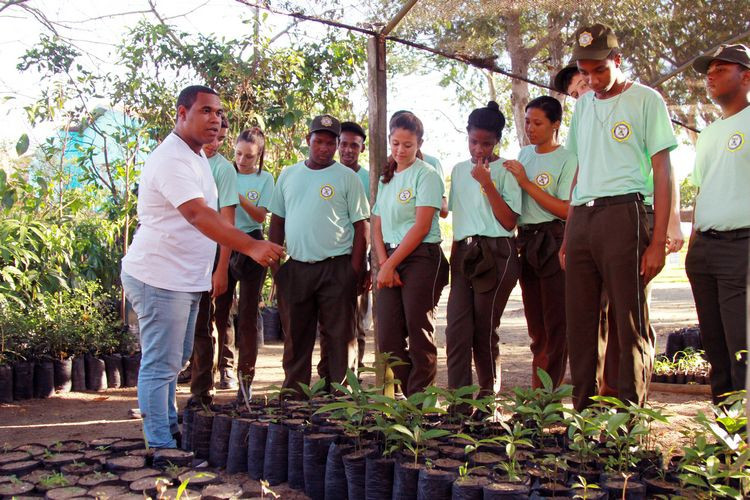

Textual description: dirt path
[0,268,708,454]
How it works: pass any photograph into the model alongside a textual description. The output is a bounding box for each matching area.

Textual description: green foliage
[680,176,698,209]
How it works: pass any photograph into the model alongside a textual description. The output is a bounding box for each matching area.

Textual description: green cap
[309,114,341,137]
[693,44,750,74]
[570,23,619,62]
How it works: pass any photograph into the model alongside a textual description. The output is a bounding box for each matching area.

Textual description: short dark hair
[220,116,229,129]
[557,67,579,94]
[526,96,562,124]
[340,121,366,142]
[176,85,218,111]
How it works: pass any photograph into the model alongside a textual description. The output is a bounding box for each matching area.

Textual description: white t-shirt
[122,132,218,292]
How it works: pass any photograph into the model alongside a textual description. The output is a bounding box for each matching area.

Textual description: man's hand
[640,241,666,284]
[246,240,285,267]
[558,236,567,271]
[666,214,685,254]
[358,269,372,295]
[211,269,229,298]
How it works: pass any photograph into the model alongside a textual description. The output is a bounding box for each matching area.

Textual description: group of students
[121,22,749,449]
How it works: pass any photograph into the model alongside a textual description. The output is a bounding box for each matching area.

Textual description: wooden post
[367,34,392,395]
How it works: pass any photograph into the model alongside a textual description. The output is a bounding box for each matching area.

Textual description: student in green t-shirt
[685,44,750,403]
[444,101,521,400]
[503,96,575,390]
[372,111,449,396]
[188,115,240,406]
[560,24,677,411]
[269,115,369,392]
[337,121,371,368]
[223,127,275,398]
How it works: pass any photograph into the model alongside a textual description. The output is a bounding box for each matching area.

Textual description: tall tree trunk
[505,10,531,147]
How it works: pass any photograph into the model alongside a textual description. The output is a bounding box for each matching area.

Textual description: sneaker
[177,365,192,384]
[128,408,142,419]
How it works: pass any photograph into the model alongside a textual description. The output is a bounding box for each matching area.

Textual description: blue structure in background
[53,107,152,188]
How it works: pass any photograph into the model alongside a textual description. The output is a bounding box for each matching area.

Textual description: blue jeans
[121,271,201,448]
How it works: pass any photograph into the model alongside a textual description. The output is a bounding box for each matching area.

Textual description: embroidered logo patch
[535,172,551,187]
[578,31,593,47]
[247,190,260,202]
[612,121,632,142]
[321,116,333,127]
[320,184,335,200]
[398,188,413,203]
[728,132,744,152]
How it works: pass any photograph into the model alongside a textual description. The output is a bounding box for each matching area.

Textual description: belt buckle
[466,236,474,245]
[585,200,595,207]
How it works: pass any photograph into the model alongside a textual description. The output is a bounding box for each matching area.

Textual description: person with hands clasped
[269,115,369,393]
[222,127,275,398]
[372,111,449,396]
[444,101,522,399]
[503,96,576,389]
[560,24,676,410]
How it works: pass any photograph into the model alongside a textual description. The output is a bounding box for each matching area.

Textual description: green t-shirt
[372,158,443,245]
[448,158,522,240]
[516,145,577,226]
[207,153,239,209]
[269,161,369,262]
[236,170,275,233]
[691,105,750,231]
[422,153,445,181]
[566,82,677,206]
[355,165,370,200]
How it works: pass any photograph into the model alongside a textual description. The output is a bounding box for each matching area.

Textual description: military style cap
[553,61,579,93]
[693,44,750,74]
[570,23,619,62]
[309,114,341,137]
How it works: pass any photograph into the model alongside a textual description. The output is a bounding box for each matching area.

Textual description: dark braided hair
[382,111,424,184]
[236,127,266,175]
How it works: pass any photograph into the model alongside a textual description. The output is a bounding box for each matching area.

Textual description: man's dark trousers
[686,230,749,403]
[566,196,653,410]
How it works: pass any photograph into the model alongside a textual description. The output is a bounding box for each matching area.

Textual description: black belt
[457,235,510,246]
[698,228,750,241]
[583,192,643,207]
[518,220,564,233]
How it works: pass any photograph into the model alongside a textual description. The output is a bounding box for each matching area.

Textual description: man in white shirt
[121,85,283,449]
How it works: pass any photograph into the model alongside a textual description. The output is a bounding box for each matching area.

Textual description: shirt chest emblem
[320,184,335,200]
[612,121,632,142]
[534,172,552,188]
[247,190,260,202]
[728,132,744,152]
[398,188,413,203]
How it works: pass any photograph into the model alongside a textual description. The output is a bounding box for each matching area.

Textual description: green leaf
[606,413,629,434]
[390,424,414,441]
[537,368,553,391]
[16,133,29,156]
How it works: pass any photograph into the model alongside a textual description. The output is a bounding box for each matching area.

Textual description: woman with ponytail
[222,127,274,398]
[503,96,576,389]
[372,111,449,396]
[445,101,522,401]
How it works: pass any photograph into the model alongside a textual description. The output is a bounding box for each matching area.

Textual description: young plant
[494,421,534,482]
[390,422,451,466]
[571,475,601,499]
[510,368,571,447]
[564,407,602,471]
[297,377,328,420]
[423,385,487,424]
[38,472,70,488]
